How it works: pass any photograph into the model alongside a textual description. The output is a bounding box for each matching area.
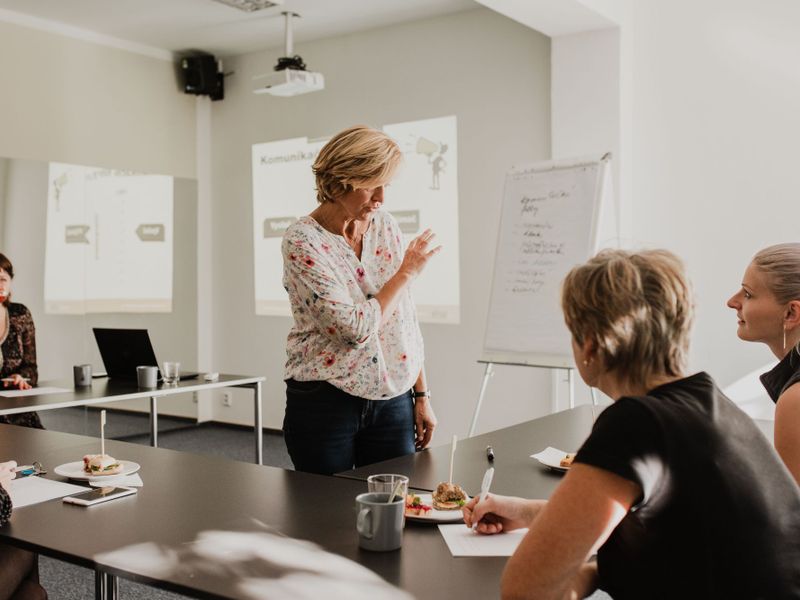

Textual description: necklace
[314,210,364,253]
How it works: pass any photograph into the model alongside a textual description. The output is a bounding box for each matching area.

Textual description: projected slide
[44,162,174,314]
[252,115,460,323]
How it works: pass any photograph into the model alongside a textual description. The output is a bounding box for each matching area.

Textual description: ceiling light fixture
[211,0,283,13]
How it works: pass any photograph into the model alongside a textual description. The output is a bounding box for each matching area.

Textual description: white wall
[0,20,200,416]
[550,27,621,408]
[0,21,196,178]
[557,0,800,386]
[210,8,554,437]
[624,0,800,385]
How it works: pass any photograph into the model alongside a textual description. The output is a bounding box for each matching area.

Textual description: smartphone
[63,486,136,506]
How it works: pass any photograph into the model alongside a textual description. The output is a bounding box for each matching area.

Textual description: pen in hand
[472,466,495,531]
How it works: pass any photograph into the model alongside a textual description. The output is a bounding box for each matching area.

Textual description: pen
[472,467,495,531]
[1,377,30,382]
[486,445,494,461]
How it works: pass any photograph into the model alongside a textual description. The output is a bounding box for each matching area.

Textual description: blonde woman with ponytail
[728,242,800,484]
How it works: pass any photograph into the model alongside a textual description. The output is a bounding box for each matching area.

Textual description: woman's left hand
[414,397,437,449]
[3,375,30,390]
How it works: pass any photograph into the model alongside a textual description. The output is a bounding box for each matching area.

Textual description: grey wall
[210,8,555,438]
[2,158,198,416]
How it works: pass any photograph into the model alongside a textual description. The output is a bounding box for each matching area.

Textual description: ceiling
[0,0,478,58]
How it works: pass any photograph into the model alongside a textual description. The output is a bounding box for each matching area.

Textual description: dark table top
[343,405,597,498]
[0,425,506,599]
[342,406,777,498]
[0,374,264,415]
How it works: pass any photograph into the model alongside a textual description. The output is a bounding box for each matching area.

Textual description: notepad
[8,477,86,508]
[438,524,529,557]
[0,387,71,398]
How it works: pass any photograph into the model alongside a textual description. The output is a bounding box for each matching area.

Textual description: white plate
[405,493,468,523]
[530,447,573,472]
[54,460,141,482]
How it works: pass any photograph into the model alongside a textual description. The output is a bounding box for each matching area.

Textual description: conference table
[341,405,776,498]
[0,375,265,464]
[0,424,507,600]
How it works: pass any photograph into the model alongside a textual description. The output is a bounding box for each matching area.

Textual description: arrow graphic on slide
[136,224,165,241]
[65,225,90,244]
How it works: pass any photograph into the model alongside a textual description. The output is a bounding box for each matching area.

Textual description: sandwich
[405,494,432,516]
[560,453,575,468]
[82,454,122,476]
[432,482,467,511]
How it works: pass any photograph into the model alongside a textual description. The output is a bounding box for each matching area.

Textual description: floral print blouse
[282,210,424,400]
[0,303,43,429]
[0,487,10,525]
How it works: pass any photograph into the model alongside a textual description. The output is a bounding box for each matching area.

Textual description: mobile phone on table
[63,486,136,506]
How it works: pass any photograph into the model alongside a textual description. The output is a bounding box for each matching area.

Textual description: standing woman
[727,242,800,483]
[281,126,440,475]
[0,253,42,429]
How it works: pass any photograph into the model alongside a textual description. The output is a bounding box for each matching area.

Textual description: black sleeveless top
[760,347,800,403]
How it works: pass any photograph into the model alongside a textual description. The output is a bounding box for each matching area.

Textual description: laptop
[92,328,199,382]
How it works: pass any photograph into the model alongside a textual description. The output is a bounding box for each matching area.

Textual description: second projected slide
[44,162,174,314]
[252,115,460,324]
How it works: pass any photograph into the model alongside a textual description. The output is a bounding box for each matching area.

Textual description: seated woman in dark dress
[0,461,47,599]
[463,249,800,599]
[0,253,42,429]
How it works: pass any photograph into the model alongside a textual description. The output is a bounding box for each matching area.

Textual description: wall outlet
[222,391,233,407]
[192,392,199,404]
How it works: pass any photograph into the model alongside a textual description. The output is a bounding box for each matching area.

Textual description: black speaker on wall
[180,54,224,101]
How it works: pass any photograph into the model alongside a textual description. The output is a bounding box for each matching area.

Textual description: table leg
[150,396,158,448]
[254,381,263,465]
[95,570,119,600]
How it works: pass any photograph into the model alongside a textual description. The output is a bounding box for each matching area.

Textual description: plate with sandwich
[55,454,140,481]
[405,482,470,523]
[531,447,575,472]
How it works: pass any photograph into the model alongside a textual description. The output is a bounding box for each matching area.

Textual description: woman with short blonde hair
[281,125,440,475]
[463,248,800,599]
[728,242,800,483]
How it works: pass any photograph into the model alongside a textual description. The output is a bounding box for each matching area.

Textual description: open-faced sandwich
[560,453,576,468]
[82,454,122,476]
[432,482,467,510]
[405,494,433,517]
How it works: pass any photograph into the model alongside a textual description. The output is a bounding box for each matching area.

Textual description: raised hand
[399,229,442,279]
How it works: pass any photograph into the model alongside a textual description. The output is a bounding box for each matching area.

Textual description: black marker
[486,445,495,461]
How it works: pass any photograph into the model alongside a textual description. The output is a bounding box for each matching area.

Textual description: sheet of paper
[0,387,72,398]
[8,477,86,508]
[90,474,143,488]
[438,524,529,557]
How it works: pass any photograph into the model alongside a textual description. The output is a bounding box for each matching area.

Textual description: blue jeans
[283,379,416,475]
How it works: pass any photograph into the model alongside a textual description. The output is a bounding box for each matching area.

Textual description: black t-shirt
[574,372,800,599]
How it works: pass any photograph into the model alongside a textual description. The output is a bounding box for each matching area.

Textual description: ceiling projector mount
[253,11,325,97]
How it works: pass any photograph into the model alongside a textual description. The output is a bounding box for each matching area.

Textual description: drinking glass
[367,474,409,501]
[162,361,180,384]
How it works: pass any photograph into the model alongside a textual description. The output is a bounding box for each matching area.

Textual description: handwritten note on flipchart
[482,159,610,367]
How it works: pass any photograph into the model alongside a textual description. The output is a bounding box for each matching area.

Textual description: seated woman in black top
[0,253,42,429]
[463,249,800,599]
[727,243,800,484]
[0,461,47,599]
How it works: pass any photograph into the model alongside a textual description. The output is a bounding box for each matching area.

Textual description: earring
[582,359,590,366]
[784,327,787,352]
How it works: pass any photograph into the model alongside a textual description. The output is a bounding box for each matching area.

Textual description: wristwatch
[413,390,431,399]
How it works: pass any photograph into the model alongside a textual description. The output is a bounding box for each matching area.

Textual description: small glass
[367,474,409,501]
[162,361,181,385]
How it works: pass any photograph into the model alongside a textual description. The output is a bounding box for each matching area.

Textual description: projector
[252,68,324,97]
